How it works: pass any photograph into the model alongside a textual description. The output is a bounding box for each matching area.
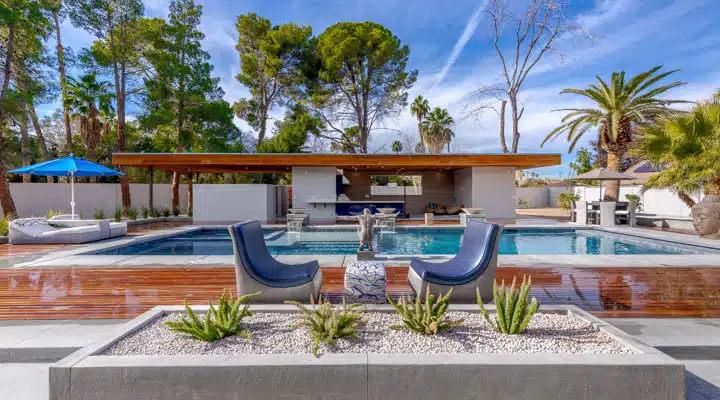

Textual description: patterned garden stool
[344,261,387,304]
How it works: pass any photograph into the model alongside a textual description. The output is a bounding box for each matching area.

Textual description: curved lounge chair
[228,221,322,303]
[9,218,109,245]
[408,219,501,303]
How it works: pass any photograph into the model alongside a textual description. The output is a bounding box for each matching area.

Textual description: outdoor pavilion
[112,153,561,223]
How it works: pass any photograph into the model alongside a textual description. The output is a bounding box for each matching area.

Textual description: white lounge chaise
[48,215,128,238]
[9,218,109,245]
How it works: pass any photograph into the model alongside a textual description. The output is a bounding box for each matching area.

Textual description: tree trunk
[28,103,49,159]
[54,11,72,154]
[0,24,17,216]
[20,109,30,183]
[187,173,193,215]
[499,100,508,154]
[28,104,53,183]
[117,62,131,214]
[509,96,520,154]
[677,191,696,208]
[604,150,623,201]
[257,109,267,145]
[417,118,425,153]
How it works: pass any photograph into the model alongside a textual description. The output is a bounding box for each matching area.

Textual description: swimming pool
[88,227,717,256]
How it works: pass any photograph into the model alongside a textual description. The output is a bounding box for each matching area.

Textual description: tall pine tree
[142,0,238,212]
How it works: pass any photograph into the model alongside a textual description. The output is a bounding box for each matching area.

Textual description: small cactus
[388,287,463,335]
[477,275,539,335]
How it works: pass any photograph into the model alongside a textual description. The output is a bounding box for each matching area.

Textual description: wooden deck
[1,266,719,320]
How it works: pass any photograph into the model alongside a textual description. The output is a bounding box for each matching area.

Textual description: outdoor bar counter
[307,199,405,216]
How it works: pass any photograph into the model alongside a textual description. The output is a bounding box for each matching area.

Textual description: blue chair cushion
[230,221,319,288]
[410,220,500,286]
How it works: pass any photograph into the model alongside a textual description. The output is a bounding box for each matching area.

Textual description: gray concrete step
[0,319,127,362]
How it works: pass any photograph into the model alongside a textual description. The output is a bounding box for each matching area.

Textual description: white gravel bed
[102,311,633,356]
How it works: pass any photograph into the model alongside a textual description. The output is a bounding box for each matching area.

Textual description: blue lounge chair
[228,221,322,302]
[408,219,500,302]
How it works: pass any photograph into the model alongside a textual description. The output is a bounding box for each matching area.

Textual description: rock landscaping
[103,311,632,356]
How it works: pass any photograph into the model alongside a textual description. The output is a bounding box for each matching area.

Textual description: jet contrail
[430,0,488,93]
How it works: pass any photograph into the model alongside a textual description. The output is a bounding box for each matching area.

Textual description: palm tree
[422,107,454,154]
[391,140,402,154]
[542,66,687,201]
[65,73,114,180]
[410,95,430,153]
[632,98,720,212]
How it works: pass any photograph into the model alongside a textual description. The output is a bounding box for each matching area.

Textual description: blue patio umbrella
[9,155,124,219]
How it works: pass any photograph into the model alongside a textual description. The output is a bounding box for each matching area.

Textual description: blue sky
[52,0,720,177]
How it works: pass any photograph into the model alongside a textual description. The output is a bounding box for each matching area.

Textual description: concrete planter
[50,305,684,400]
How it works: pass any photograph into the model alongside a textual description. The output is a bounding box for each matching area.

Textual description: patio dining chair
[228,221,322,303]
[407,219,500,303]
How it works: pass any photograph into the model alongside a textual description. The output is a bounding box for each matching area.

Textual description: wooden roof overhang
[112,153,561,173]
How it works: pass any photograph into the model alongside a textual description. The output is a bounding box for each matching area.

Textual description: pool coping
[9,223,720,269]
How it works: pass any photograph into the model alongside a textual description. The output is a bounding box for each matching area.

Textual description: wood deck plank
[0,266,719,320]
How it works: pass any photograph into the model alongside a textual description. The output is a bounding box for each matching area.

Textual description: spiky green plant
[387,287,463,335]
[151,207,160,218]
[113,208,122,222]
[172,207,180,217]
[165,290,259,342]
[0,215,14,236]
[141,206,149,219]
[45,209,62,220]
[162,206,170,218]
[127,207,138,220]
[478,275,539,335]
[93,209,106,220]
[285,297,364,357]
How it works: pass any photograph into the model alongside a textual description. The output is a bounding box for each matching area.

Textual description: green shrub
[141,206,149,219]
[151,207,160,218]
[93,209,106,220]
[45,209,62,220]
[113,208,122,222]
[285,297,364,357]
[477,275,539,335]
[165,290,259,342]
[127,207,138,220]
[387,287,463,335]
[162,206,170,217]
[517,198,528,208]
[625,194,642,210]
[172,207,180,217]
[557,192,580,211]
[0,215,14,236]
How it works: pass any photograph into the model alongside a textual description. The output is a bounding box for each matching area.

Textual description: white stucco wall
[575,185,700,217]
[469,167,516,219]
[193,184,276,222]
[453,168,473,208]
[1,183,188,218]
[292,166,337,223]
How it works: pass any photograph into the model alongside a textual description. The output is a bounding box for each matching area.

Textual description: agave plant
[286,297,364,357]
[165,290,259,342]
[388,287,463,335]
[478,275,539,335]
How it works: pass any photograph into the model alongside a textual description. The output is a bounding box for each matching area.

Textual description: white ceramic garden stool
[344,261,387,304]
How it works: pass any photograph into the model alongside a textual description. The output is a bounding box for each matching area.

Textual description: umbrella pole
[71,172,75,220]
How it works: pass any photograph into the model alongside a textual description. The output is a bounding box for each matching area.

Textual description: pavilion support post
[148,166,154,213]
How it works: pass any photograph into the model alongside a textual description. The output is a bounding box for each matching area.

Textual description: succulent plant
[478,275,539,335]
[93,209,106,220]
[165,290,259,342]
[113,208,122,222]
[286,297,364,357]
[387,287,463,335]
[141,206,149,219]
[127,207,138,220]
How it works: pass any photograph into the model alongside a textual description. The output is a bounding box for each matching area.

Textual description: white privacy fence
[1,183,188,218]
[517,185,701,217]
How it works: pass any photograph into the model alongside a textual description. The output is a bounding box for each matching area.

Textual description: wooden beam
[112,153,562,173]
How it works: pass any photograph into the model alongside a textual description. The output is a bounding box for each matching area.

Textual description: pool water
[89,227,715,256]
